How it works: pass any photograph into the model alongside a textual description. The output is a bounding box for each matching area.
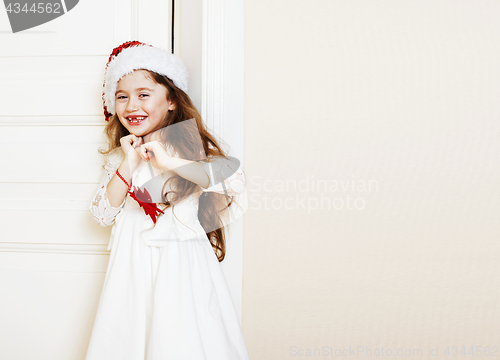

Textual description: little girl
[86,41,249,360]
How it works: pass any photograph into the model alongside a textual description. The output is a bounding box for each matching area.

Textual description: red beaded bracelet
[116,169,131,189]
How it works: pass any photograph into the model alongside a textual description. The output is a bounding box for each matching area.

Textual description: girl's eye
[117,95,127,100]
[139,93,149,98]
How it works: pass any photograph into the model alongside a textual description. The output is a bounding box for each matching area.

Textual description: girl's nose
[126,98,139,112]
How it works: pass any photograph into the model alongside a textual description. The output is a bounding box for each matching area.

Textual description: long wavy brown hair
[100,70,235,261]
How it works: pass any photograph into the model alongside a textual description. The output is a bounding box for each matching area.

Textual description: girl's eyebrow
[116,87,154,94]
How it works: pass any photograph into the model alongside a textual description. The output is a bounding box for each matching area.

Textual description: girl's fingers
[123,134,135,145]
[140,144,151,161]
[133,136,144,148]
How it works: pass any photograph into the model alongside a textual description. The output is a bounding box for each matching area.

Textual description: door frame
[204,0,245,322]
[176,0,245,321]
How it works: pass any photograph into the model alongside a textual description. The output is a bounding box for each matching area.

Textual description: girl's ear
[168,101,176,111]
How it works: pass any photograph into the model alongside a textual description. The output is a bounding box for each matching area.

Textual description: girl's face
[115,69,175,137]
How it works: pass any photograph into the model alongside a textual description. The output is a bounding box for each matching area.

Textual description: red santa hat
[102,41,189,121]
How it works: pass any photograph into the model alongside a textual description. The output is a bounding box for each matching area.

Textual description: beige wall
[242,1,500,359]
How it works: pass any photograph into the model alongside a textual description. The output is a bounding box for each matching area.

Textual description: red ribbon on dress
[128,185,165,224]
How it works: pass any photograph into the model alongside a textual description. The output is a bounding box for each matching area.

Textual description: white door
[0,0,244,358]
[0,1,172,359]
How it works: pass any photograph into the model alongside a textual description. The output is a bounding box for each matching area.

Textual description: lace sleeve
[90,149,126,227]
[199,156,246,196]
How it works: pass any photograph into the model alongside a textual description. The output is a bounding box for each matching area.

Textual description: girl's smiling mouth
[126,115,147,125]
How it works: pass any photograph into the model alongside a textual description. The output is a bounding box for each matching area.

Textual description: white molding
[0,73,97,84]
[0,116,105,126]
[0,199,90,211]
[200,0,245,321]
[131,0,139,40]
[0,242,110,255]
[201,0,225,140]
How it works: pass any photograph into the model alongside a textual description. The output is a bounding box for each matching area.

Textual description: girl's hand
[120,134,144,170]
[139,141,174,172]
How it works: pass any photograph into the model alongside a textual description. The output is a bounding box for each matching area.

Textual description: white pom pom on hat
[102,41,189,121]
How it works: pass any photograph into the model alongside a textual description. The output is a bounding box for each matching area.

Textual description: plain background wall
[242,1,500,359]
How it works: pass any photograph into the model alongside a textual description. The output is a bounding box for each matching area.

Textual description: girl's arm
[105,158,135,207]
[106,135,144,207]
[90,135,143,226]
[90,151,127,227]
[139,141,210,189]
[160,156,210,189]
[139,140,245,196]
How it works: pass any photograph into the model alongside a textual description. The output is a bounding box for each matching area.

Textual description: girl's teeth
[129,117,145,123]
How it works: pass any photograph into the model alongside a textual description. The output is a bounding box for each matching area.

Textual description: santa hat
[102,41,189,121]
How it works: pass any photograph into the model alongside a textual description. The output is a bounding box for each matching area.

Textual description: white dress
[85,146,249,360]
